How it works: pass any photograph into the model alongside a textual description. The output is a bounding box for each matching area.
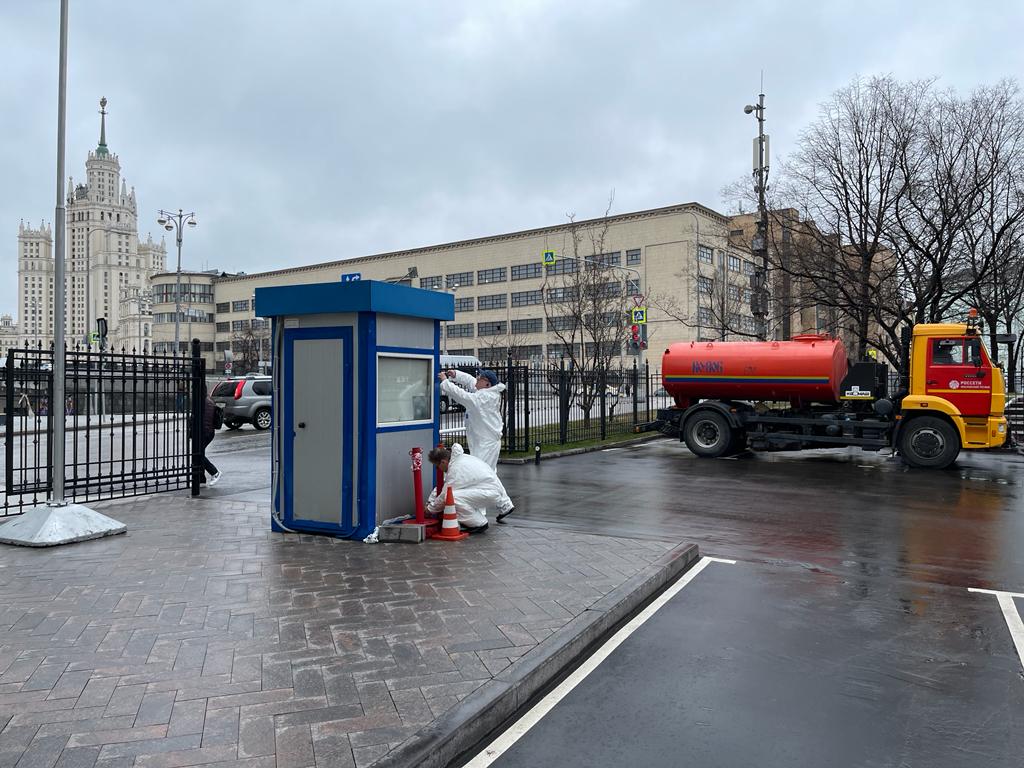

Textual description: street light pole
[156,209,197,354]
[744,92,770,340]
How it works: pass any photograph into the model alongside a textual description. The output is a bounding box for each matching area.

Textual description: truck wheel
[683,411,733,458]
[253,408,272,431]
[900,416,960,469]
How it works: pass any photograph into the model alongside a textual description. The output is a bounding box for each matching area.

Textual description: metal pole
[753,92,769,341]
[50,0,69,505]
[174,214,182,354]
[84,224,89,346]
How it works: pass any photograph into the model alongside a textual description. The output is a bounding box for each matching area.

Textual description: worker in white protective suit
[438,369,503,463]
[426,444,515,534]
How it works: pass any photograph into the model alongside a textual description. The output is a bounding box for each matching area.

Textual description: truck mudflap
[641,408,684,438]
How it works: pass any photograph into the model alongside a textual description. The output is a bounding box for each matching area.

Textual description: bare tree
[232,324,269,375]
[541,199,631,424]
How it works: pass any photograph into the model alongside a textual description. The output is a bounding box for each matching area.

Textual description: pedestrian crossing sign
[542,250,557,266]
[631,307,648,324]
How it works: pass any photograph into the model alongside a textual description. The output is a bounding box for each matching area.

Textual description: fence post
[523,364,530,450]
[645,360,651,422]
[632,358,639,426]
[599,367,607,440]
[190,339,204,497]
[5,353,13,499]
[558,358,568,445]
[505,351,517,452]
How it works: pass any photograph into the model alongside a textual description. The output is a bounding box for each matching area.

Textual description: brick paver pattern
[0,494,672,768]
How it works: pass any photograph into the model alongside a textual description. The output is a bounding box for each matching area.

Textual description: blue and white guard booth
[254,280,454,539]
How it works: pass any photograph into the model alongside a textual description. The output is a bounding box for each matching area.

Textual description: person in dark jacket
[201,384,222,486]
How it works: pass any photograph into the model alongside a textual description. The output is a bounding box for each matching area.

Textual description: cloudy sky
[3,0,1023,317]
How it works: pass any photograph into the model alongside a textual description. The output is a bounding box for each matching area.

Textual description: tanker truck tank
[662,334,849,406]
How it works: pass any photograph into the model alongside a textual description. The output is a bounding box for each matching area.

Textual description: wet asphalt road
[479,442,1024,768]
[186,432,1024,766]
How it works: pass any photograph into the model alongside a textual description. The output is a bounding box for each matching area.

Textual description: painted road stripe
[968,588,1024,670]
[465,556,736,767]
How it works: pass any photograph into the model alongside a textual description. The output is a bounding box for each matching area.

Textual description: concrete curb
[498,433,668,465]
[369,540,701,768]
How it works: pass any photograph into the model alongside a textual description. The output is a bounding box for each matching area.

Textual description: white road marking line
[465,556,733,767]
[967,588,1024,670]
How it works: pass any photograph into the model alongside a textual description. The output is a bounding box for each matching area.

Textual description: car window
[965,337,984,365]
[931,338,963,365]
[213,381,236,397]
[252,380,272,396]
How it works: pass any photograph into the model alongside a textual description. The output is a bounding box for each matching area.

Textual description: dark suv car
[212,376,273,430]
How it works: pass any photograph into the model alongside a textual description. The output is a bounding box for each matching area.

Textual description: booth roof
[254,280,455,321]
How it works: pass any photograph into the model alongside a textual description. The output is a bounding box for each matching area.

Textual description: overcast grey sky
[3,0,1024,317]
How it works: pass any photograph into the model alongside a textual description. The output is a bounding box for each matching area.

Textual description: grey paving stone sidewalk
[0,493,674,768]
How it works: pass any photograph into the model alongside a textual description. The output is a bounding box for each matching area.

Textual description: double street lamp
[156,209,197,354]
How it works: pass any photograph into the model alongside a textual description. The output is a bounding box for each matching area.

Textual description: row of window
[697,277,753,304]
[152,283,215,305]
[446,313,622,337]
[213,300,252,313]
[152,310,215,324]
[695,307,759,333]
[698,245,756,275]
[449,342,623,361]
[419,250,643,291]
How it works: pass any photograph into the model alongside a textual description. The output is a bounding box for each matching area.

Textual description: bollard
[534,442,541,465]
[409,447,425,524]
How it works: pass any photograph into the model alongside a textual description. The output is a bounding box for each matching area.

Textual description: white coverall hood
[427,443,513,527]
[440,371,505,469]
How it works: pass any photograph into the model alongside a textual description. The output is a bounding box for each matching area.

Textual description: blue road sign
[341,273,362,282]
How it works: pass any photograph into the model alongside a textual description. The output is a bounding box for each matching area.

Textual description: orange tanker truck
[654,311,1007,469]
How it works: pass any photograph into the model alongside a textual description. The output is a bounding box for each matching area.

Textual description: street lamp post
[744,93,770,340]
[156,209,197,354]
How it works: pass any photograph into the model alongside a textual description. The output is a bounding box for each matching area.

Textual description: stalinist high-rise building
[17,97,167,351]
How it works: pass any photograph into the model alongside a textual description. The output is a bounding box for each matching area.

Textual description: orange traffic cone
[429,486,469,541]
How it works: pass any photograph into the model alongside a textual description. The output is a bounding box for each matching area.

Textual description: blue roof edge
[254,280,455,321]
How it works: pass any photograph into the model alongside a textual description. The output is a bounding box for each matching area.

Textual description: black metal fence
[2,341,205,516]
[439,359,674,454]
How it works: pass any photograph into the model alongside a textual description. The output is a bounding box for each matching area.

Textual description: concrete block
[377,524,426,543]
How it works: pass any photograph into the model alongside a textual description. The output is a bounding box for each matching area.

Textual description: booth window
[378,355,433,424]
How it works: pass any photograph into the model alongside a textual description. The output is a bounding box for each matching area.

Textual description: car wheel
[899,416,960,468]
[683,410,733,458]
[253,407,272,431]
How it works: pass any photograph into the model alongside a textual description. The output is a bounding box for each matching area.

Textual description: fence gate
[2,342,205,516]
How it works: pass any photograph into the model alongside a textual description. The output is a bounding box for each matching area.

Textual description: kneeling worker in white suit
[426,444,515,534]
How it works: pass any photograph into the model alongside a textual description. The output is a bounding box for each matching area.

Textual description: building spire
[97,97,108,156]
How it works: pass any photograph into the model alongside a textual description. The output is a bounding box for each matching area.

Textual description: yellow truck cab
[898,312,1008,467]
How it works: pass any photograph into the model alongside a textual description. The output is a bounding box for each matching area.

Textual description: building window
[446,271,473,288]
[728,254,741,272]
[511,318,543,334]
[252,318,268,331]
[510,344,543,360]
[511,263,543,281]
[626,278,641,295]
[420,275,442,290]
[596,281,621,298]
[698,276,713,295]
[232,300,249,312]
[477,267,507,284]
[232,319,250,332]
[477,321,507,336]
[728,285,740,301]
[742,288,752,304]
[216,341,231,352]
[477,293,507,311]
[545,257,578,276]
[511,289,543,307]
[626,248,641,265]
[445,322,474,339]
[447,348,475,357]
[216,322,230,332]
[547,315,576,332]
[546,286,577,302]
[697,307,713,326]
[479,346,508,364]
[454,297,474,313]
[743,261,755,276]
[588,252,621,269]
[547,343,577,360]
[698,245,713,264]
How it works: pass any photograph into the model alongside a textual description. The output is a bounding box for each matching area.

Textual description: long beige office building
[149,201,830,374]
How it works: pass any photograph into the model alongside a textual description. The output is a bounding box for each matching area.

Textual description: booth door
[285,330,353,533]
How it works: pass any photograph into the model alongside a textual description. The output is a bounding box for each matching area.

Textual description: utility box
[255,281,454,539]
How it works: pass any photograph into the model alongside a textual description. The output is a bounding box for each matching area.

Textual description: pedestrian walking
[426,444,514,533]
[201,383,222,486]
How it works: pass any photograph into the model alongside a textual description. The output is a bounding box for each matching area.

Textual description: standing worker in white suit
[438,367,515,522]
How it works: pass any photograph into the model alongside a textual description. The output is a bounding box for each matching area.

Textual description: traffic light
[639,323,648,350]
[630,324,640,351]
